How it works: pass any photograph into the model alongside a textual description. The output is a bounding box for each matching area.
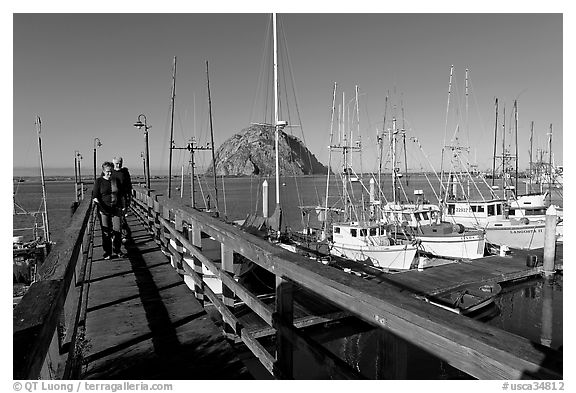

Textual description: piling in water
[543,205,557,276]
[262,179,269,218]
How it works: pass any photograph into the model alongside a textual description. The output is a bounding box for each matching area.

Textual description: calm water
[13,175,563,379]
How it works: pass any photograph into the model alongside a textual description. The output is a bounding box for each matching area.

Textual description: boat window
[414,212,421,221]
[380,226,386,235]
[369,228,377,236]
[471,205,477,212]
[494,224,503,227]
[360,228,367,237]
[477,205,485,213]
[488,204,495,216]
[334,227,340,234]
[526,209,546,216]
[350,229,357,237]
[448,204,455,214]
[497,204,502,215]
[422,212,429,220]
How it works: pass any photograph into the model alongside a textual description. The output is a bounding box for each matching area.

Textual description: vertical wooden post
[543,205,557,277]
[540,279,553,347]
[172,212,185,274]
[221,243,235,337]
[153,195,162,246]
[275,276,294,379]
[161,206,171,256]
[186,220,204,306]
[146,191,154,234]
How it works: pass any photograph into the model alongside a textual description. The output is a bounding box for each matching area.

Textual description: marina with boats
[13,13,563,381]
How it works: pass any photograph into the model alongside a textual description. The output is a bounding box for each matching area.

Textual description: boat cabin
[444,199,505,227]
[381,203,440,227]
[332,221,390,247]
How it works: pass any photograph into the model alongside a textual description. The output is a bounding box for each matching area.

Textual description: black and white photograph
[10,3,566,385]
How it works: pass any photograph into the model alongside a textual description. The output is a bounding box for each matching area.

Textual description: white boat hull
[484,221,546,250]
[418,234,485,260]
[330,243,418,270]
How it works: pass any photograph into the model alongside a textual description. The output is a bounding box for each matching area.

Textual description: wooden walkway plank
[81,213,251,380]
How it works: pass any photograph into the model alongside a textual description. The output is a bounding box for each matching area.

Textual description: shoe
[103,254,111,260]
[118,252,128,258]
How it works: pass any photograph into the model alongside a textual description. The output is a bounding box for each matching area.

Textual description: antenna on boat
[35,116,50,243]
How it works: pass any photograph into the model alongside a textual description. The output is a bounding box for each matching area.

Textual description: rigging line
[221,175,227,219]
[196,173,208,209]
[409,137,444,203]
[280,19,323,206]
[249,16,273,125]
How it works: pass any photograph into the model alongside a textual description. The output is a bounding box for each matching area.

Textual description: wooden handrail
[13,197,93,379]
[130,186,561,380]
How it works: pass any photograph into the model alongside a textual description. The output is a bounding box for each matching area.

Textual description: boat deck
[321,244,563,297]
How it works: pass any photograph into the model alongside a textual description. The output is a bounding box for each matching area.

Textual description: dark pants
[100,211,122,255]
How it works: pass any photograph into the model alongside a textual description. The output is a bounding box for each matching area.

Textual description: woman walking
[92,161,125,259]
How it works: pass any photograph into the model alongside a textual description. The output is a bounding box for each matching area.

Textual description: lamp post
[76,150,84,200]
[133,114,151,189]
[140,151,146,186]
[93,138,102,182]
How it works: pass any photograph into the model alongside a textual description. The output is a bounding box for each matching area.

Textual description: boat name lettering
[510,229,543,234]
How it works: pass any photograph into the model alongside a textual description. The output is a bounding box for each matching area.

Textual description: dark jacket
[111,167,132,208]
[92,176,121,215]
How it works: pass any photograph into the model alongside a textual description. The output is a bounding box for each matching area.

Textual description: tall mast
[36,117,50,242]
[323,83,337,235]
[548,124,553,204]
[529,121,534,192]
[168,55,177,198]
[378,94,388,194]
[492,98,498,186]
[401,100,408,187]
[391,117,397,205]
[206,60,219,211]
[501,106,506,197]
[439,65,454,201]
[465,68,469,146]
[355,85,362,178]
[514,100,519,196]
[273,13,280,207]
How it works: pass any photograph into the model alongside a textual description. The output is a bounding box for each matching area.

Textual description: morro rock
[206,124,328,176]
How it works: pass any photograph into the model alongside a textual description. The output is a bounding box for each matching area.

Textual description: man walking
[112,156,133,245]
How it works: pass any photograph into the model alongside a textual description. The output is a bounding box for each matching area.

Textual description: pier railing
[130,186,562,380]
[13,196,94,379]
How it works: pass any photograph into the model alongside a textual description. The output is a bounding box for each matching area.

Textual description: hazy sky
[12,11,564,177]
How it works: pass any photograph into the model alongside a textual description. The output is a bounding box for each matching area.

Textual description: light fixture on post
[93,138,102,182]
[133,114,151,189]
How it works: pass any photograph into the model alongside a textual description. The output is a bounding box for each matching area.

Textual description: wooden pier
[13,186,563,380]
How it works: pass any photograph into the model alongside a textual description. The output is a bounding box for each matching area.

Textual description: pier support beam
[543,205,557,277]
[274,277,294,379]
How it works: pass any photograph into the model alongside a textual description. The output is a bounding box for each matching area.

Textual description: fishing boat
[375,110,486,260]
[13,117,53,292]
[437,70,561,250]
[307,84,420,271]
